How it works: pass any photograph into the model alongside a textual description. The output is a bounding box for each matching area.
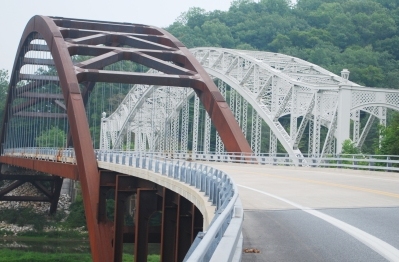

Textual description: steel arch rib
[191,47,315,158]
[0,16,106,261]
[108,47,399,158]
[1,16,252,261]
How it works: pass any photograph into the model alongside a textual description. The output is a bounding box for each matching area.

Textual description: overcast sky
[0,0,235,75]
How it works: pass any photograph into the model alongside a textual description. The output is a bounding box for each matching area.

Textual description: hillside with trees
[167,0,399,154]
[167,0,399,89]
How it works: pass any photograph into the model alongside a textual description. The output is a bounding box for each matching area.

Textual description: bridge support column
[176,195,194,261]
[134,189,158,262]
[337,86,352,153]
[98,171,118,262]
[49,176,63,214]
[160,189,203,262]
[160,188,178,261]
[113,176,137,262]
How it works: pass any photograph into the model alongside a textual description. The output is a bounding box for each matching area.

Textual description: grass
[0,249,160,262]
[17,229,87,239]
[0,249,92,262]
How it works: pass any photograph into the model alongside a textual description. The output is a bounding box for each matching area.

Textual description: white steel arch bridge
[100,47,399,160]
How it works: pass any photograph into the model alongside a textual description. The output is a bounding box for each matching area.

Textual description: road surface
[207,163,399,262]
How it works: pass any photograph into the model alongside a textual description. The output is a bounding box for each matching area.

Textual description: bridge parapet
[2,148,244,261]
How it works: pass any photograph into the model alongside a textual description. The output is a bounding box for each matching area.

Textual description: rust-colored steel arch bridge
[0,16,251,261]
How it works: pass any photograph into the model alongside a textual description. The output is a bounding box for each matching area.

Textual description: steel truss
[191,48,399,157]
[0,17,251,262]
[102,47,399,160]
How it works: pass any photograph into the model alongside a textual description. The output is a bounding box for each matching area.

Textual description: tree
[201,19,235,48]
[341,139,360,154]
[35,126,66,148]
[268,33,292,51]
[378,113,399,155]
[0,69,8,124]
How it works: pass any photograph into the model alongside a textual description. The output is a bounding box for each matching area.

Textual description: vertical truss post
[379,107,387,148]
[165,88,172,153]
[271,76,278,115]
[269,131,277,156]
[138,131,143,151]
[126,131,132,151]
[149,92,156,152]
[308,119,314,156]
[137,132,141,152]
[192,96,200,155]
[172,113,180,153]
[147,132,154,152]
[159,119,165,152]
[165,125,171,153]
[181,96,189,153]
[203,113,211,154]
[215,80,227,153]
[170,116,175,153]
[111,131,118,150]
[235,94,241,126]
[141,133,147,151]
[175,113,180,152]
[251,108,261,154]
[329,137,336,156]
[352,110,360,143]
[336,86,352,153]
[134,132,139,151]
[134,189,157,262]
[229,88,236,115]
[312,92,322,157]
[160,188,177,261]
[215,128,223,154]
[242,99,248,138]
[290,86,298,143]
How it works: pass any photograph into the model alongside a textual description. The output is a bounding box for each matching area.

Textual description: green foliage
[35,126,66,148]
[341,139,360,154]
[0,69,8,124]
[0,208,47,231]
[164,0,399,154]
[0,249,160,262]
[146,254,161,262]
[0,249,92,262]
[65,194,87,229]
[378,112,399,155]
[18,229,86,239]
[166,0,399,89]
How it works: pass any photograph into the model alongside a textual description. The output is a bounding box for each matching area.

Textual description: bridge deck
[206,163,399,261]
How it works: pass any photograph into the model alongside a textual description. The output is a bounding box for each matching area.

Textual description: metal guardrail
[96,150,243,261]
[4,148,399,261]
[5,148,399,171]
[146,151,399,172]
[2,148,243,261]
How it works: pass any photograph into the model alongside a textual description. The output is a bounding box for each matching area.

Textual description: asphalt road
[207,163,399,262]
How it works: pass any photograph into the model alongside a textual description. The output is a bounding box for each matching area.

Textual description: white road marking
[238,184,399,262]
